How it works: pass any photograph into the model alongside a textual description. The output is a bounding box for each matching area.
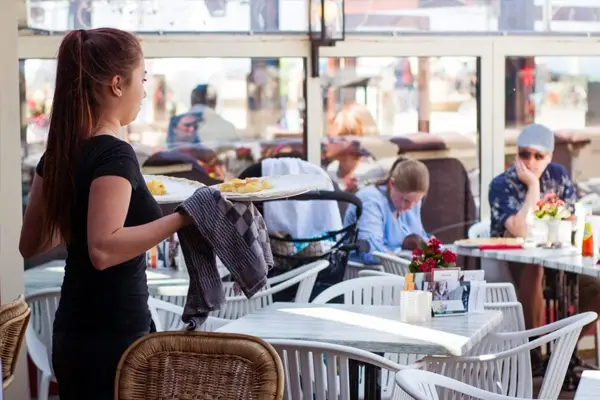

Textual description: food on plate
[146,179,167,196]
[218,177,273,194]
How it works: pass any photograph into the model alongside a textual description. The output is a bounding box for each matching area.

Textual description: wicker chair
[115,331,284,400]
[0,295,31,389]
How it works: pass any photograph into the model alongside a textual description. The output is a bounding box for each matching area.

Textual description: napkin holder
[400,290,432,323]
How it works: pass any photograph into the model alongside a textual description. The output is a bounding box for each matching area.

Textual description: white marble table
[217,302,503,356]
[449,245,600,278]
[24,260,230,296]
[575,370,600,399]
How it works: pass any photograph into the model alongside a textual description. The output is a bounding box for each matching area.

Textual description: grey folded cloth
[175,187,273,330]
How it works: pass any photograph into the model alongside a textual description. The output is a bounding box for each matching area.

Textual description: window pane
[25,0,308,32]
[24,0,600,33]
[322,56,480,242]
[21,56,305,204]
[503,56,600,217]
[344,0,600,33]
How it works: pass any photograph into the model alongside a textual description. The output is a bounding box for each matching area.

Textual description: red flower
[428,237,442,250]
[412,248,423,257]
[419,258,436,273]
[441,249,457,264]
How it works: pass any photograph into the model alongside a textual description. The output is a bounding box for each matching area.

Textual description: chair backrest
[115,331,284,400]
[147,297,230,332]
[483,284,524,334]
[269,339,401,400]
[373,252,410,276]
[483,302,527,335]
[357,270,398,278]
[468,221,491,239]
[0,295,31,389]
[422,311,597,400]
[311,276,404,306]
[395,369,533,400]
[25,288,61,379]
[420,158,476,244]
[216,260,330,320]
[485,282,518,303]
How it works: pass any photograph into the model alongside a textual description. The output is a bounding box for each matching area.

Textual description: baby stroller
[259,190,364,301]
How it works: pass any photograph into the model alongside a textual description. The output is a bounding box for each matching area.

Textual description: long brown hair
[376,157,429,193]
[42,28,142,242]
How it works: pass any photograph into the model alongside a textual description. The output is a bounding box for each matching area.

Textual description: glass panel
[502,56,600,223]
[322,56,480,242]
[343,0,600,33]
[24,0,600,33]
[20,56,305,209]
[25,0,308,32]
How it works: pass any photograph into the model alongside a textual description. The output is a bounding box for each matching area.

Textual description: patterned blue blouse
[488,163,577,238]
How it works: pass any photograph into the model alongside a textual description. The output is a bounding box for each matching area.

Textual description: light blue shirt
[344,185,429,265]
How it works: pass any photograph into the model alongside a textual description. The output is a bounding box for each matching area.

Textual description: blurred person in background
[325,103,385,192]
[489,123,600,375]
[345,157,431,264]
[167,84,238,147]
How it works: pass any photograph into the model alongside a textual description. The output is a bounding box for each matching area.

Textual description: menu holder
[404,269,486,317]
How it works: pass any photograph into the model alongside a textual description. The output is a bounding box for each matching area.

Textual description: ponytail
[42,30,94,242]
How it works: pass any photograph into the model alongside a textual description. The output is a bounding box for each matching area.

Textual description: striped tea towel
[176,187,273,330]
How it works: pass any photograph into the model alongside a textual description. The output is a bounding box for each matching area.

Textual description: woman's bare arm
[19,175,62,259]
[87,175,190,271]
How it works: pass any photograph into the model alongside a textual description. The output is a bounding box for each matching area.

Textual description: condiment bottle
[582,219,594,258]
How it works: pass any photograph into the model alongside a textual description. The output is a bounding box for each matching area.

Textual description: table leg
[349,360,359,400]
[363,354,382,400]
[349,358,381,400]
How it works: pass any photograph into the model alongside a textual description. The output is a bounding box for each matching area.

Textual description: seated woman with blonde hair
[325,103,385,192]
[344,157,431,264]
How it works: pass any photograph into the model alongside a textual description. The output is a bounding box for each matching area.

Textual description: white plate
[212,174,332,202]
[144,175,205,204]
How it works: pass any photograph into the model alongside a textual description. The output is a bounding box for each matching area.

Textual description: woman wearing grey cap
[488,123,600,373]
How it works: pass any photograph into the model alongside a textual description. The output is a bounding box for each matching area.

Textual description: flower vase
[546,219,561,244]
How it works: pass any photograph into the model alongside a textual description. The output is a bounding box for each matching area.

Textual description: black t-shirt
[36,135,162,334]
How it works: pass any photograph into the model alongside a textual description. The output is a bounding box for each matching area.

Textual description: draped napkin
[175,187,273,330]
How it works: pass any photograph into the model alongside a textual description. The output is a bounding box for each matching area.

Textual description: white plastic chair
[344,261,383,280]
[373,252,410,276]
[311,276,405,306]
[393,369,535,400]
[269,339,413,400]
[486,282,518,303]
[468,221,491,238]
[147,297,229,332]
[155,260,328,309]
[484,283,525,335]
[215,260,330,319]
[25,287,61,400]
[421,312,597,400]
[467,221,515,284]
[311,275,411,398]
[357,270,402,279]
